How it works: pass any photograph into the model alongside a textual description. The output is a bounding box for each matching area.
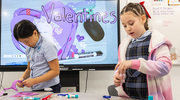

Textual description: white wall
[0,66,180,99]
[170,66,180,100]
[79,70,114,94]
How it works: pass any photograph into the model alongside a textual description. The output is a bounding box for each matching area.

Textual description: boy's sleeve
[44,43,58,62]
[25,47,32,62]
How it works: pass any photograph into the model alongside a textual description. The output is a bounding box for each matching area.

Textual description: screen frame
[0,0,120,71]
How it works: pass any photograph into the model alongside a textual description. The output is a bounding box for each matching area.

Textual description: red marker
[41,94,52,100]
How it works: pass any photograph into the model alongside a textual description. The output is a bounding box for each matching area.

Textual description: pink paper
[1,80,39,97]
[0,90,4,96]
[4,80,22,91]
[10,92,39,97]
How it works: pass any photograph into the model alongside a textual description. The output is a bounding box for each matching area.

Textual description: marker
[0,91,7,97]
[41,94,52,100]
[66,94,78,98]
[103,95,111,100]
[22,79,24,91]
[3,93,8,96]
[74,51,103,58]
[57,94,68,96]
[62,51,103,60]
[23,97,40,100]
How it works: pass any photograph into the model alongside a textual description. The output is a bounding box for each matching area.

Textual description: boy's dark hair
[120,2,149,30]
[13,20,39,41]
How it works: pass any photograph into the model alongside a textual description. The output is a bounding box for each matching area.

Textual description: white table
[0,92,137,100]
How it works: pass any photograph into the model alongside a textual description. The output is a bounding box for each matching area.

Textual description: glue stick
[23,97,40,100]
[148,95,153,100]
[66,94,78,98]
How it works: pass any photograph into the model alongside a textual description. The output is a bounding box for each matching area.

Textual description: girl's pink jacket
[116,30,173,100]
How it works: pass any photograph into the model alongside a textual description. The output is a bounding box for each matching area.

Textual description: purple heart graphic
[10,1,78,60]
[71,45,78,54]
[68,51,73,57]
[81,49,85,53]
[71,45,76,50]
[76,34,84,42]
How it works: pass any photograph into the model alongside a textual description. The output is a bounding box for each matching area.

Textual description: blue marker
[57,94,68,96]
[22,79,24,91]
[103,95,111,99]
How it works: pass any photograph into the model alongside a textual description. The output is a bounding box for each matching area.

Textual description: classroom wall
[0,66,180,99]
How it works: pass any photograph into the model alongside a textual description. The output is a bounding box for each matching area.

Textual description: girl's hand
[115,60,132,74]
[22,78,36,88]
[114,73,123,86]
[17,78,24,88]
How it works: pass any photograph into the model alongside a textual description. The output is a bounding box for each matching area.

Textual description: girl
[114,1,172,100]
[14,20,61,93]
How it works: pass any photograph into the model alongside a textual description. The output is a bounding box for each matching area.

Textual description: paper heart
[1,80,39,97]
[4,80,23,91]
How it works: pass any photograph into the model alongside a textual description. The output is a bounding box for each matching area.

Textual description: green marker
[23,97,40,100]
[66,94,78,98]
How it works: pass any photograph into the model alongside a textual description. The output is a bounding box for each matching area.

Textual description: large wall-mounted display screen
[1,0,119,70]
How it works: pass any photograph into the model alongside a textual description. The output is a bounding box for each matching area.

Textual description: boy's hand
[17,78,24,88]
[22,78,36,88]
